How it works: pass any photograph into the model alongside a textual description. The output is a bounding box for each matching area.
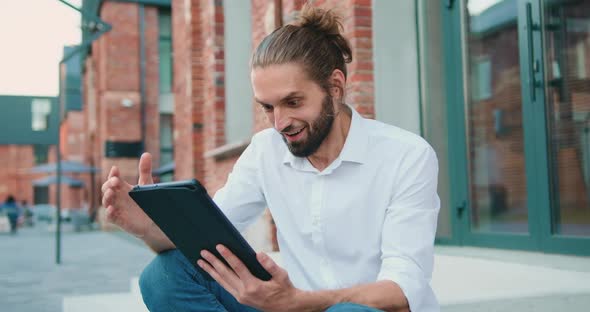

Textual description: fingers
[138,153,153,185]
[197,259,238,296]
[101,175,126,194]
[216,245,254,280]
[104,205,120,224]
[102,188,115,209]
[257,252,283,278]
[200,249,242,286]
[107,166,119,179]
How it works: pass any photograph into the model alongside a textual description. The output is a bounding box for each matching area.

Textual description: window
[471,58,492,101]
[160,114,174,165]
[416,0,452,238]
[158,9,174,180]
[33,186,49,205]
[158,10,172,96]
[33,145,49,164]
[31,99,51,131]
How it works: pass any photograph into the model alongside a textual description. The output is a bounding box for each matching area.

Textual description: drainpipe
[139,4,147,154]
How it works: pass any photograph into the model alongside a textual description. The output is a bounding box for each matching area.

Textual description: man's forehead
[251,63,314,103]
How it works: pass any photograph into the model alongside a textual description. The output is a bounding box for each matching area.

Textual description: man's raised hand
[101,153,154,238]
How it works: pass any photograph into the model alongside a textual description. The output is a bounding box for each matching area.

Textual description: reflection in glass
[465,0,528,233]
[543,0,590,236]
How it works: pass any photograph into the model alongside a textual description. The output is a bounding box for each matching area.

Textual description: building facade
[0,95,59,206]
[73,0,589,255]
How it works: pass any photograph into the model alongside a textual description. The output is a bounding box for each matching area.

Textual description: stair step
[63,292,148,312]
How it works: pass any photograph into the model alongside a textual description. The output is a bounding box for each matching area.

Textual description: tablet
[128,179,272,281]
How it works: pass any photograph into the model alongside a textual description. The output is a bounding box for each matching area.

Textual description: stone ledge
[204,139,250,161]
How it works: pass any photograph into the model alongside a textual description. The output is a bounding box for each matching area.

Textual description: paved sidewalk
[2,223,590,312]
[0,224,153,312]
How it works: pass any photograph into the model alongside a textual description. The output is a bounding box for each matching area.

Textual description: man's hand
[101,152,155,238]
[198,245,305,312]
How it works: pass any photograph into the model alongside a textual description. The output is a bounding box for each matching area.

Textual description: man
[102,4,439,312]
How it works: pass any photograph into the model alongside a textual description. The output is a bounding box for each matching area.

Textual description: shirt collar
[282,106,369,169]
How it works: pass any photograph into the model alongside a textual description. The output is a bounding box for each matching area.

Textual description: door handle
[456,200,467,218]
[525,2,541,102]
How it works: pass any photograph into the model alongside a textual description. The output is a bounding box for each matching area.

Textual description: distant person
[1,195,20,234]
[21,200,34,227]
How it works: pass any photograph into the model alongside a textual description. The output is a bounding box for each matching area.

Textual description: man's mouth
[283,127,305,142]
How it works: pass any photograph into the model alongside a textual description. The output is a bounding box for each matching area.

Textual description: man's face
[251,63,335,157]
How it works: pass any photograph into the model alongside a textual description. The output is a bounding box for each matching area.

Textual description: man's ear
[329,69,346,99]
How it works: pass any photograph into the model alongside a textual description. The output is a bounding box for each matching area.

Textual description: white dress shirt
[214,108,440,311]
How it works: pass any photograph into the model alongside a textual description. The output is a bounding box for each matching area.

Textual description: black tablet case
[129,179,272,281]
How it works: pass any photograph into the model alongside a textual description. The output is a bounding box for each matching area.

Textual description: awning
[153,161,175,175]
[30,160,100,174]
[32,175,84,187]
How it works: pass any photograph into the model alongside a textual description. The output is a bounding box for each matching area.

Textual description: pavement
[0,223,153,312]
[1,222,590,312]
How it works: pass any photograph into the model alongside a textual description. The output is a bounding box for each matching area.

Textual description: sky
[468,0,504,15]
[0,0,82,96]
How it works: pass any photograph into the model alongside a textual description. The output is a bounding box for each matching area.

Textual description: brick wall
[0,145,37,205]
[171,0,205,182]
[75,1,164,223]
[89,1,161,184]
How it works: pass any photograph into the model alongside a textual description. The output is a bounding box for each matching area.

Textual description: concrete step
[131,276,142,301]
[63,277,147,312]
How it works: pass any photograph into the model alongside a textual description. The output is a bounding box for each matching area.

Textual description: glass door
[542,0,590,238]
[536,0,590,254]
[444,0,590,254]
[463,0,530,235]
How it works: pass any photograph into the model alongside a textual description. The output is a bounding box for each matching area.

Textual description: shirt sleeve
[213,136,267,233]
[377,146,440,312]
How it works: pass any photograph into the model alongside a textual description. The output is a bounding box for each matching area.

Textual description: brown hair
[251,3,352,96]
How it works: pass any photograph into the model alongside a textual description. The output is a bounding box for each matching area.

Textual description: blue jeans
[139,249,382,311]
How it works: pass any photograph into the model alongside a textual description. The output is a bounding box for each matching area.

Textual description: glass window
[417,0,452,238]
[158,9,172,95]
[472,58,492,101]
[160,113,174,165]
[463,0,529,233]
[543,0,590,236]
[33,144,49,165]
[33,186,49,205]
[31,99,51,131]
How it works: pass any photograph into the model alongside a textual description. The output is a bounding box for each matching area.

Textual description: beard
[282,94,335,157]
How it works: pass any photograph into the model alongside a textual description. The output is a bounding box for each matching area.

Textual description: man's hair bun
[296,4,341,36]
[295,3,352,64]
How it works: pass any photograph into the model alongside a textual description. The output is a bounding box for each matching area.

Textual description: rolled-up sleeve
[213,136,267,232]
[377,146,440,312]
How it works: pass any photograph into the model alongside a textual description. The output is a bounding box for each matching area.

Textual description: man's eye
[287,100,299,107]
[262,104,273,112]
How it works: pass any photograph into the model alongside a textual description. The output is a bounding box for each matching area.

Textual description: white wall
[372,0,421,134]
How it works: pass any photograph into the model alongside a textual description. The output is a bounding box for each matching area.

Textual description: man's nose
[274,107,290,131]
